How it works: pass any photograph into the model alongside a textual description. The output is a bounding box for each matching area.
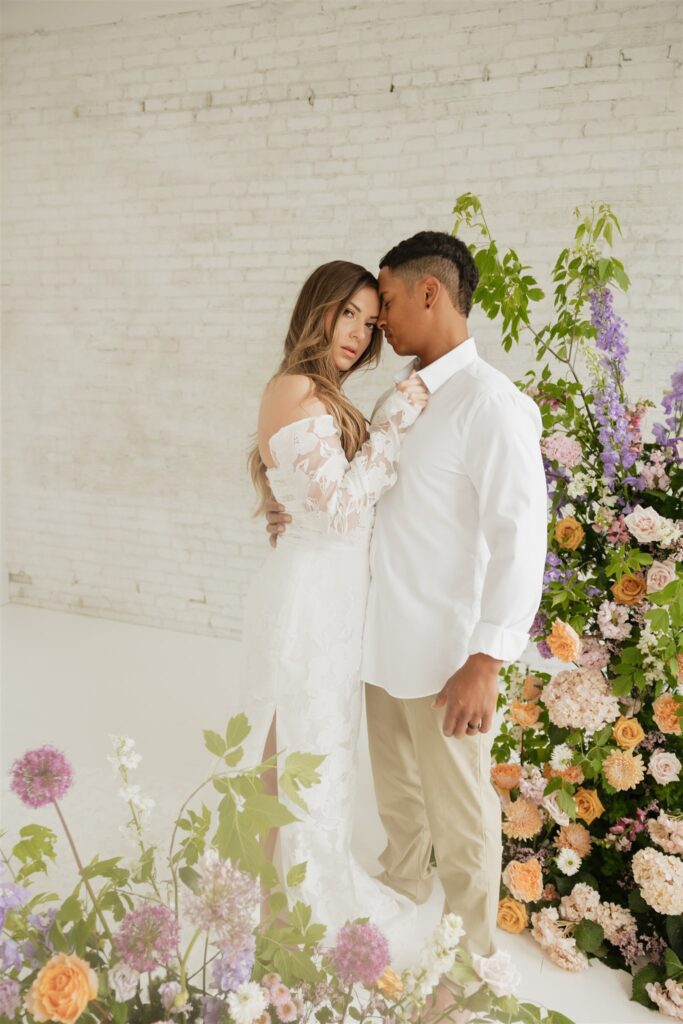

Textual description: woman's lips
[341,346,357,357]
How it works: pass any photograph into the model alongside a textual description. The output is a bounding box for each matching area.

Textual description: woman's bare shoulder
[258,375,329,464]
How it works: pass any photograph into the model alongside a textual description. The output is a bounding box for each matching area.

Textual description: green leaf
[224,746,244,767]
[204,729,226,756]
[631,963,661,1008]
[664,947,683,980]
[226,713,251,750]
[574,919,604,954]
[286,862,307,887]
[179,865,201,893]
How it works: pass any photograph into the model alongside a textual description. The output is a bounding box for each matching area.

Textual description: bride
[243,259,429,967]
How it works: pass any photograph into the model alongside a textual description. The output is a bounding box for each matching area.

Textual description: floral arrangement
[452,194,682,1014]
[1,719,573,1024]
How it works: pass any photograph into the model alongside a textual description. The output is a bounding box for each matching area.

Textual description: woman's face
[327,286,380,371]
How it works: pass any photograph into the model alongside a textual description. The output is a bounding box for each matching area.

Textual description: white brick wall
[2,0,681,635]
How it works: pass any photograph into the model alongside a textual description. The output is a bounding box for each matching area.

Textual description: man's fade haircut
[379,230,479,317]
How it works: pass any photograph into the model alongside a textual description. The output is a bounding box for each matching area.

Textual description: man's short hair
[379,230,479,316]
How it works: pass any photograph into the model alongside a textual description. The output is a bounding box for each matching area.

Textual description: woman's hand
[396,370,429,410]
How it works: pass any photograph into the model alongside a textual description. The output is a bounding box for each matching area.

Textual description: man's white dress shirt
[360,337,548,699]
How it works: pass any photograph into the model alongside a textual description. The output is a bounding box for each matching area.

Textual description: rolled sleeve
[463,389,548,664]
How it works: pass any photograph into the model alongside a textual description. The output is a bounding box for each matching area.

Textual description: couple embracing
[243,231,547,994]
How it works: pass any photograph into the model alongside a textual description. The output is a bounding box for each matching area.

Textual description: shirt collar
[393,337,477,394]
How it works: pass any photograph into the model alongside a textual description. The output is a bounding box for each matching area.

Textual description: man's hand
[265,496,291,549]
[431,653,502,738]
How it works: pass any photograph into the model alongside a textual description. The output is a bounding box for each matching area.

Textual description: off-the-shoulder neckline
[265,413,336,472]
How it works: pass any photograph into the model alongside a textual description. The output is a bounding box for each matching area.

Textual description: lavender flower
[329,922,390,986]
[203,994,229,1024]
[653,360,683,461]
[536,639,553,660]
[0,937,21,971]
[9,746,74,808]
[588,288,638,484]
[0,867,30,930]
[212,933,256,993]
[0,977,21,1019]
[113,903,180,973]
[184,848,260,945]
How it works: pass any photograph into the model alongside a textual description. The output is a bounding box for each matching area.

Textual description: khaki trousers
[365,682,502,957]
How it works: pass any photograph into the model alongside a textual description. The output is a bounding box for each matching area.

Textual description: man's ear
[423,276,441,308]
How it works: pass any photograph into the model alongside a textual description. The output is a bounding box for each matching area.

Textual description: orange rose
[554,517,585,550]
[24,952,98,1024]
[497,897,528,933]
[509,700,542,728]
[546,618,583,662]
[502,857,543,902]
[611,573,647,605]
[574,788,605,825]
[522,674,544,701]
[612,716,645,749]
[491,763,523,791]
[652,693,683,735]
[375,966,403,998]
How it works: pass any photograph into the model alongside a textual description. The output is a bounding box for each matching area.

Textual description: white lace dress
[242,387,422,968]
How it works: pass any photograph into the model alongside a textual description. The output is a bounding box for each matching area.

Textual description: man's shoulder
[454,357,541,429]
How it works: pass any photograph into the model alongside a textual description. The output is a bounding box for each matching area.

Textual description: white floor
[1,604,659,1023]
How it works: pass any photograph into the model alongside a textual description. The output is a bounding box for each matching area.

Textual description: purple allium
[329,922,390,986]
[9,746,74,808]
[113,903,180,973]
[0,977,21,1019]
[184,848,260,945]
[212,934,256,993]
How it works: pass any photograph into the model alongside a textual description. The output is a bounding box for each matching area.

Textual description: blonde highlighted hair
[248,261,383,515]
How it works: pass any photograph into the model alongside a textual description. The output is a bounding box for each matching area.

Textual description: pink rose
[648,751,681,785]
[646,560,676,594]
[624,505,667,545]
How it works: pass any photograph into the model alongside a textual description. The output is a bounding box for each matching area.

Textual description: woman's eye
[343,308,354,318]
[365,323,376,331]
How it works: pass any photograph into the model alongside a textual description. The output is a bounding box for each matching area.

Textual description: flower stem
[179,927,204,995]
[51,800,113,942]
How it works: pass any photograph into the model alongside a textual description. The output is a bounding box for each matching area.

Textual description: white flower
[648,751,682,786]
[227,983,268,1024]
[550,744,574,770]
[471,950,521,998]
[118,784,155,816]
[556,849,582,876]
[542,792,570,827]
[567,471,594,499]
[108,962,139,1002]
[659,519,682,548]
[108,735,142,773]
[560,502,577,518]
[647,560,677,594]
[624,505,668,545]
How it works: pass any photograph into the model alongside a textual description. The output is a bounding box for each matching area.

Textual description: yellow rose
[554,517,585,550]
[611,573,647,606]
[24,952,98,1024]
[374,966,403,998]
[653,693,683,735]
[574,788,605,825]
[497,897,528,934]
[509,700,542,728]
[547,619,582,662]
[612,716,645,749]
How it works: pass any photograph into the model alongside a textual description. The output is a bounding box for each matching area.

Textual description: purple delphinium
[536,639,553,660]
[329,922,390,986]
[588,288,638,485]
[113,903,180,973]
[529,610,547,638]
[653,360,683,462]
[0,866,30,931]
[203,994,229,1024]
[211,933,256,993]
[10,746,74,808]
[0,977,21,1019]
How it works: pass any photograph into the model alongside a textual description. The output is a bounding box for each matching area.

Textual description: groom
[265,230,547,959]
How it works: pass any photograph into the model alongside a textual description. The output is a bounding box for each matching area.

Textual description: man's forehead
[378,266,397,292]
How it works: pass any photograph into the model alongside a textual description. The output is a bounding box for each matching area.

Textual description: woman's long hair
[248,261,383,515]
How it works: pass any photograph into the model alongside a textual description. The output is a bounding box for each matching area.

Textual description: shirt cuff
[467,621,531,663]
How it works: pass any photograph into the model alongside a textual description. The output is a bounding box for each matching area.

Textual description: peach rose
[375,966,403,998]
[624,505,667,544]
[522,674,544,701]
[574,788,605,825]
[502,857,543,903]
[24,952,98,1024]
[653,694,682,735]
[611,573,647,606]
[554,517,585,550]
[612,716,645,749]
[491,763,523,791]
[509,701,542,728]
[547,619,583,662]
[677,652,683,682]
[543,763,585,785]
[497,897,528,934]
